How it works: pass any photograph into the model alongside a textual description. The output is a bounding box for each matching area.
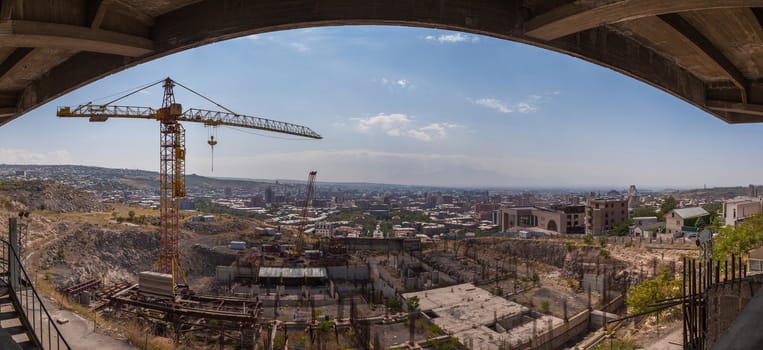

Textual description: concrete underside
[0,1,763,126]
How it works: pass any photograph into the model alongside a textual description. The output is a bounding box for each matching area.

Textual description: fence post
[8,218,19,292]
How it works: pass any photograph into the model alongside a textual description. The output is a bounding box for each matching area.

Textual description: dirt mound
[0,180,110,213]
[42,224,158,286]
[466,238,570,268]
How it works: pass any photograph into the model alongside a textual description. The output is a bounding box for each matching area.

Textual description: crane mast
[157,79,186,283]
[57,77,322,289]
[297,170,317,256]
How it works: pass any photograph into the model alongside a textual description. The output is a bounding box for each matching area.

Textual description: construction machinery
[296,170,317,256]
[57,77,322,290]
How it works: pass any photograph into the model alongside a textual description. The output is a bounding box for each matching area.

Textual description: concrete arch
[547,220,557,232]
[2,1,763,126]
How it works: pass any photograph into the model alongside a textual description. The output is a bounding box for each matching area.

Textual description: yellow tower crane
[57,77,322,289]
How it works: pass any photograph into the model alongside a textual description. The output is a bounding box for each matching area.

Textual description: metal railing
[0,237,71,349]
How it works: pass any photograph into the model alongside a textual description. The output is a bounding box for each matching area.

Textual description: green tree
[380,221,393,236]
[658,196,678,220]
[316,320,333,350]
[362,217,378,236]
[127,210,136,222]
[633,205,658,218]
[590,339,639,350]
[272,335,286,350]
[611,219,634,236]
[406,296,420,312]
[714,212,763,261]
[702,202,722,219]
[388,296,402,313]
[626,270,682,317]
[540,300,550,314]
[432,337,460,350]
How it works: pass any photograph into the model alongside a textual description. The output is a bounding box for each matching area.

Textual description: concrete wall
[215,266,256,282]
[705,276,763,347]
[514,310,591,350]
[332,237,404,252]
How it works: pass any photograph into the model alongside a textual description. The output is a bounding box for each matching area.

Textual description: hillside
[0,180,109,212]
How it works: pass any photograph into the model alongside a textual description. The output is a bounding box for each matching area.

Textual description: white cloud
[425,32,480,43]
[380,77,412,89]
[516,102,537,113]
[289,42,310,52]
[353,113,411,134]
[0,148,72,164]
[474,98,512,113]
[472,93,556,114]
[246,34,260,40]
[350,114,460,142]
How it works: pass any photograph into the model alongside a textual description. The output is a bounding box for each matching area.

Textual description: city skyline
[1,25,762,188]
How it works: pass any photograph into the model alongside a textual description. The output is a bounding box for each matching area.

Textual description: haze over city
[1,25,762,188]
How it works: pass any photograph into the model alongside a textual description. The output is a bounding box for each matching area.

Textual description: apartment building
[585,197,629,235]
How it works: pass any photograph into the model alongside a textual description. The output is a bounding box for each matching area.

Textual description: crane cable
[171,79,239,115]
[99,79,165,106]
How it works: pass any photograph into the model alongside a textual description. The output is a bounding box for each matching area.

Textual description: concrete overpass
[1,0,763,127]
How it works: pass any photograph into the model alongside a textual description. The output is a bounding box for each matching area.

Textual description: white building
[665,207,709,237]
[722,196,762,227]
[314,221,334,237]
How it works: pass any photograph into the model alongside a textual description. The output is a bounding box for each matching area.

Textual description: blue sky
[1,25,761,189]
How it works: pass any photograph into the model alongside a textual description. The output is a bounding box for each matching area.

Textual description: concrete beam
[0,20,153,57]
[658,14,748,103]
[87,0,107,29]
[152,0,526,52]
[0,47,32,79]
[707,100,763,118]
[12,52,133,125]
[0,107,16,117]
[550,26,707,112]
[525,0,763,41]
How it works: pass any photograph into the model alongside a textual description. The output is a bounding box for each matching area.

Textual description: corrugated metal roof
[672,207,709,219]
[258,267,327,279]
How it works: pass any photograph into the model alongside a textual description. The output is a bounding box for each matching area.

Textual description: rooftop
[402,283,562,350]
[257,267,327,279]
[672,207,710,219]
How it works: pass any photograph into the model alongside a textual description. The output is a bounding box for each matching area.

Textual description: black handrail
[0,238,71,350]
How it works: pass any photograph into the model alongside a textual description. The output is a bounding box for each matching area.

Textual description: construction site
[14,198,704,350]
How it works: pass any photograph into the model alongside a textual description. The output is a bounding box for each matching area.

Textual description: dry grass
[49,203,159,225]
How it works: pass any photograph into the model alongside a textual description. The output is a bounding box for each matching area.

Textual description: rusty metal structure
[297,170,317,256]
[57,77,322,287]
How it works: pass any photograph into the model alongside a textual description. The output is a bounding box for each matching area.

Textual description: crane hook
[208,135,217,172]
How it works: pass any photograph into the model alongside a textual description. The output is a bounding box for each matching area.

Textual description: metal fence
[0,231,71,350]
